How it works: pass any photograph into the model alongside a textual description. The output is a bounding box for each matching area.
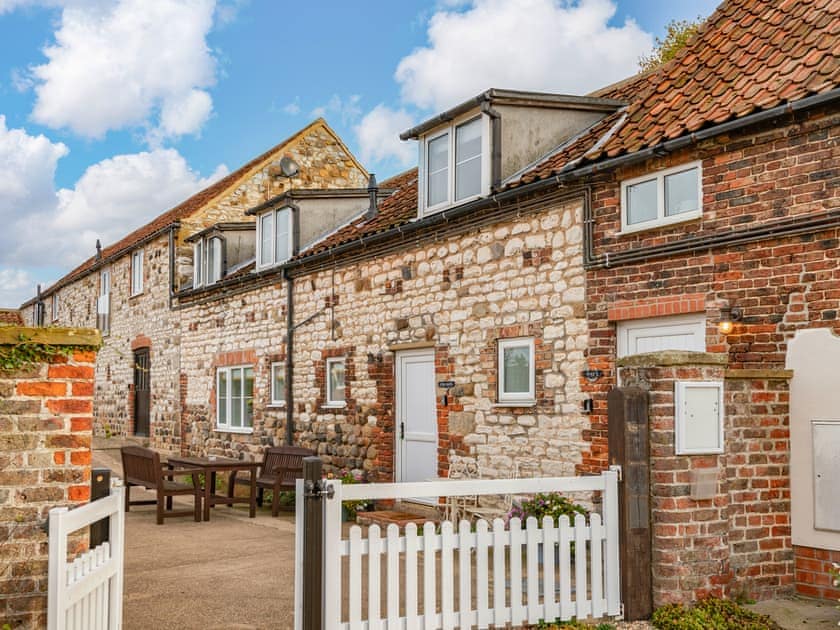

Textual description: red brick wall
[581,108,839,477]
[794,545,840,601]
[0,342,98,628]
[617,356,793,605]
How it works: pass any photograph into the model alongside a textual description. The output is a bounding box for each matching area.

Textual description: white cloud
[0,268,35,308]
[27,0,218,141]
[355,105,416,169]
[310,94,363,126]
[282,99,301,116]
[0,117,227,274]
[395,0,652,112]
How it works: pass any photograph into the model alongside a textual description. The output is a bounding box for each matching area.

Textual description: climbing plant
[0,334,86,371]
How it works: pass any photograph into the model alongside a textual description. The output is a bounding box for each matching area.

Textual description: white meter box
[675,381,724,455]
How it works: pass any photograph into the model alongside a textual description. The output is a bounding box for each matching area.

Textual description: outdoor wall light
[718,305,743,335]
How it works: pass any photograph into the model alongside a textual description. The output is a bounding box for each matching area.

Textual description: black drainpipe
[284,270,295,446]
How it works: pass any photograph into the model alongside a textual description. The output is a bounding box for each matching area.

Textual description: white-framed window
[130,249,144,296]
[421,115,490,215]
[216,365,254,432]
[270,362,285,406]
[620,161,702,232]
[193,237,223,288]
[325,357,346,407]
[257,206,292,269]
[497,337,535,404]
[97,268,111,335]
[51,293,59,321]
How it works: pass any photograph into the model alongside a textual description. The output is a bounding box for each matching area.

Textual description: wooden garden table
[167,455,259,521]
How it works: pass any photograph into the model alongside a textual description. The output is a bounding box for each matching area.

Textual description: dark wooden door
[133,349,150,436]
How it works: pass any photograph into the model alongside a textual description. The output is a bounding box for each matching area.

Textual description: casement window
[192,236,223,288]
[270,362,285,406]
[216,365,254,432]
[51,294,59,321]
[497,337,535,404]
[257,206,292,269]
[130,249,144,296]
[325,357,346,407]
[97,268,111,335]
[421,115,489,214]
[621,161,702,232]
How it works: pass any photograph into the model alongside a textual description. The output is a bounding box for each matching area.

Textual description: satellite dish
[278,156,300,178]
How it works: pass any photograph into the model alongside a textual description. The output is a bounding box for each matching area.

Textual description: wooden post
[608,386,652,620]
[302,456,324,630]
[89,468,110,547]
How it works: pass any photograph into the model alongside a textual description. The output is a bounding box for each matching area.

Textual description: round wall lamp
[718,305,743,335]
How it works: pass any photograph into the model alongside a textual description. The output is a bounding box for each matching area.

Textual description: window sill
[618,211,701,235]
[129,291,144,299]
[215,427,254,435]
[493,401,537,408]
[322,403,347,410]
[266,403,286,409]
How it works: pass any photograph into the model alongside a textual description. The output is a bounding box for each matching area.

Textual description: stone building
[17,0,840,607]
[20,119,369,452]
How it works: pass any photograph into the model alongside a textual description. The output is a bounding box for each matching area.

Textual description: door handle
[400,422,405,440]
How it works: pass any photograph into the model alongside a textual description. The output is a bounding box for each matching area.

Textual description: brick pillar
[617,351,794,606]
[0,327,101,628]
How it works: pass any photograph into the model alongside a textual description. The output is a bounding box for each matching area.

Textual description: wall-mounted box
[813,420,840,532]
[675,380,724,455]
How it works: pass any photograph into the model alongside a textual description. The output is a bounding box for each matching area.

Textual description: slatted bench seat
[228,445,314,517]
[120,445,203,525]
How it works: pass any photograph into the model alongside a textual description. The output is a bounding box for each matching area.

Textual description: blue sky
[0,0,720,308]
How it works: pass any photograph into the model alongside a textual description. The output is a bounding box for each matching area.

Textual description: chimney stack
[365,174,378,220]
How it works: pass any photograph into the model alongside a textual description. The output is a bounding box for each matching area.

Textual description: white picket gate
[295,469,621,629]
[47,485,125,630]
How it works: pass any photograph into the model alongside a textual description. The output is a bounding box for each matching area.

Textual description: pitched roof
[0,309,23,326]
[517,0,839,181]
[24,118,346,304]
[294,0,839,264]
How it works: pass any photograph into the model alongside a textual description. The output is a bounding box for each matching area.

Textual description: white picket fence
[47,485,125,630]
[295,470,620,629]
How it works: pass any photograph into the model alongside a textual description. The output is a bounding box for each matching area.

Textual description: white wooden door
[616,313,706,358]
[395,349,438,484]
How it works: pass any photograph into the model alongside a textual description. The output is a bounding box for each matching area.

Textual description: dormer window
[193,236,223,288]
[421,115,489,214]
[257,206,292,269]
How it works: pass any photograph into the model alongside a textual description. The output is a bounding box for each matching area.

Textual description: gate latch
[303,479,335,499]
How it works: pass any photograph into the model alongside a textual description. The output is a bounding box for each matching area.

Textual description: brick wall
[581,107,838,476]
[617,351,792,605]
[793,545,840,601]
[0,327,100,629]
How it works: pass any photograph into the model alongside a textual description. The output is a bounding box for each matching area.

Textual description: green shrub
[652,598,778,630]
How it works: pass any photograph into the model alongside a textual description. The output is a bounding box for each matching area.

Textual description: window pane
[218,371,228,425]
[244,367,254,427]
[665,167,699,216]
[275,209,290,263]
[626,178,657,225]
[503,345,531,393]
[231,368,242,427]
[329,360,346,403]
[272,365,285,403]
[193,242,202,286]
[427,133,449,206]
[207,238,222,283]
[455,119,482,200]
[260,213,273,266]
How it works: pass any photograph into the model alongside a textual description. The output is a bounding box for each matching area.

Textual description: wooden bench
[228,446,314,517]
[120,445,203,525]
